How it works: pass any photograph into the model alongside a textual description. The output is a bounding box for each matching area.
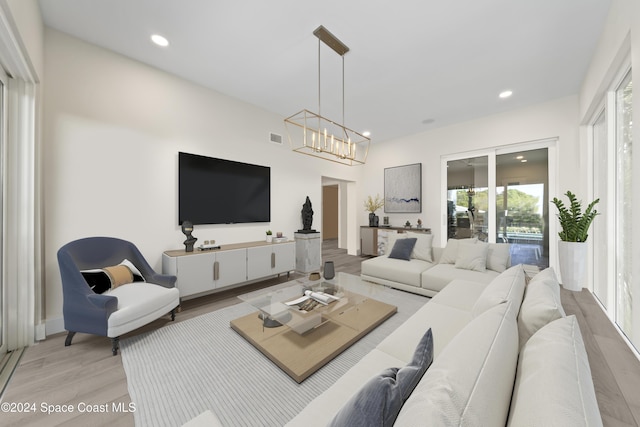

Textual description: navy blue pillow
[329,328,434,427]
[388,238,417,261]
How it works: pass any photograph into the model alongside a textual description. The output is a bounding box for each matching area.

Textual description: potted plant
[551,191,599,291]
[364,194,384,227]
[266,230,273,243]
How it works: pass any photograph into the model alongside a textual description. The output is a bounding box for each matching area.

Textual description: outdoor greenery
[551,190,599,242]
[455,188,544,233]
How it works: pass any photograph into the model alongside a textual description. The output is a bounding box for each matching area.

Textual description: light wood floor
[1,240,638,426]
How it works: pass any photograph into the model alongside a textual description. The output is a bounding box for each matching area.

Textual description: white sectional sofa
[286,265,603,427]
[361,234,512,297]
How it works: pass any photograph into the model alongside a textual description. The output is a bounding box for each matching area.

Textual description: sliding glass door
[496,148,549,268]
[444,142,553,269]
[446,156,489,241]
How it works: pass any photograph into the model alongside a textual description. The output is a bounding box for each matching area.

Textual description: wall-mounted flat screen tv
[179,152,271,225]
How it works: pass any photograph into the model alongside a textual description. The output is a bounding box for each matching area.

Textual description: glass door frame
[0,67,6,355]
[441,139,558,266]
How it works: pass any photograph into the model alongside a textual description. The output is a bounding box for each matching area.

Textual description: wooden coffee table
[230,274,397,383]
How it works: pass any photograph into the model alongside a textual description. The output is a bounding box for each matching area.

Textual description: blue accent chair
[58,237,180,355]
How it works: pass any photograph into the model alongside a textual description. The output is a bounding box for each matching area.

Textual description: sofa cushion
[430,279,489,312]
[508,316,602,427]
[329,329,433,427]
[361,256,432,288]
[388,238,417,261]
[517,267,566,346]
[377,300,473,362]
[285,349,407,426]
[406,232,434,262]
[455,241,489,272]
[471,264,525,318]
[438,238,476,264]
[395,302,519,427]
[486,243,511,273]
[421,263,498,293]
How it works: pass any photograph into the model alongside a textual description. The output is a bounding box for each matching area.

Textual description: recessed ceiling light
[151,34,169,47]
[521,159,528,163]
[516,155,524,160]
[499,90,513,99]
[362,131,371,137]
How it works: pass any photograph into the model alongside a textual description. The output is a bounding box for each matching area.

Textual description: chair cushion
[471,264,525,318]
[388,238,417,261]
[517,267,566,347]
[508,316,602,427]
[329,329,433,427]
[106,282,179,337]
[395,302,519,427]
[455,241,489,272]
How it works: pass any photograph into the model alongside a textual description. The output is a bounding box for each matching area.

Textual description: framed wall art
[384,163,422,213]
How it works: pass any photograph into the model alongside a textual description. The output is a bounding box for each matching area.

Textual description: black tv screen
[179,152,271,225]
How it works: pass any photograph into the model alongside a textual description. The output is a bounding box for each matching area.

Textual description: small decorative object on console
[266,230,273,242]
[181,220,197,252]
[309,272,321,281]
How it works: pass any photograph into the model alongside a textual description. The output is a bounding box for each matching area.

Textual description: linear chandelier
[285,26,370,166]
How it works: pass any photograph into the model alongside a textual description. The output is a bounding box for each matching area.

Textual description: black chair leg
[171,308,176,321]
[111,337,119,356]
[64,331,76,347]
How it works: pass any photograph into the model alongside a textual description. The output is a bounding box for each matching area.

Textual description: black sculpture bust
[181,220,198,252]
[298,196,316,233]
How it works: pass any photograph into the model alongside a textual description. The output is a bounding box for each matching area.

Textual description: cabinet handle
[271,252,276,268]
[213,261,219,281]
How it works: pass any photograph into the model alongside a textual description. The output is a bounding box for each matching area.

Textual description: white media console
[162,240,295,299]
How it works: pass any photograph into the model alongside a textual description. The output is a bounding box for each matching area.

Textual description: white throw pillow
[439,238,476,265]
[508,316,602,427]
[471,264,525,318]
[406,232,434,262]
[486,243,511,273]
[455,241,488,272]
[395,302,519,427]
[517,267,566,347]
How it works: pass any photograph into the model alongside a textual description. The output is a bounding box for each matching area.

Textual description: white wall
[43,29,363,332]
[361,96,580,252]
[577,0,640,350]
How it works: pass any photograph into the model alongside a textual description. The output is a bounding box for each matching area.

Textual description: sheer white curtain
[0,2,42,350]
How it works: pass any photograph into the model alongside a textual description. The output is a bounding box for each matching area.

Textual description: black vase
[369,212,376,227]
[323,261,335,280]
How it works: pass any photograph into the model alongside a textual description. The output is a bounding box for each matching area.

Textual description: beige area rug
[121,284,428,427]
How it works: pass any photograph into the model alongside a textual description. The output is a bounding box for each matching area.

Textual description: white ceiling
[38,0,611,143]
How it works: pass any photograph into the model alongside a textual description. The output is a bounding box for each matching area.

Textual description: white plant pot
[558,241,587,291]
[266,235,273,243]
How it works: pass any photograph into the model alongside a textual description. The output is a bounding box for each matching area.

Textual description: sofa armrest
[147,273,177,288]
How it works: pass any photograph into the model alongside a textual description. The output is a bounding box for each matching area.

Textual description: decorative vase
[558,241,587,291]
[369,212,376,227]
[323,261,335,280]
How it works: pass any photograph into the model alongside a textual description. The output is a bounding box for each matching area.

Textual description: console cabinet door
[175,252,217,297]
[273,242,295,274]
[246,246,273,280]
[215,248,248,289]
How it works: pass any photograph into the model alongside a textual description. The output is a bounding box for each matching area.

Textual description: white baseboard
[45,316,65,336]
